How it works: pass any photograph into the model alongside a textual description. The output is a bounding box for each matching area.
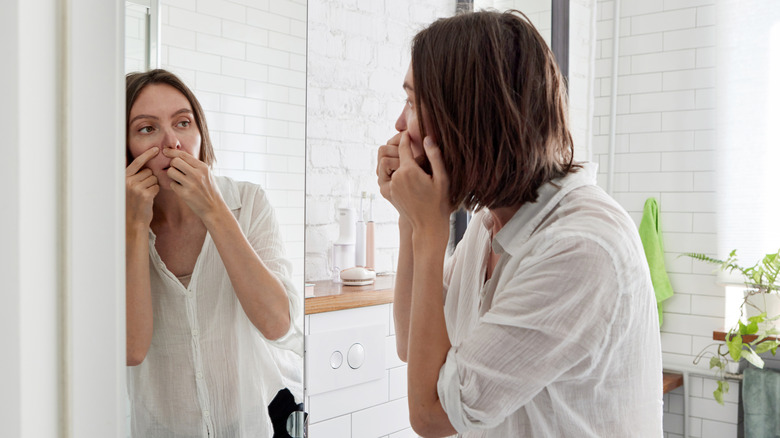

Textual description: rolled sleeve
[438,348,484,433]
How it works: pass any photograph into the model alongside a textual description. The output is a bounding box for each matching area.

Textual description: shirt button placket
[186,290,213,435]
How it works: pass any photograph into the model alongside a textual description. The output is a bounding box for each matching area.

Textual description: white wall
[590,0,730,436]
[306,0,456,281]
[593,0,719,365]
[157,0,307,288]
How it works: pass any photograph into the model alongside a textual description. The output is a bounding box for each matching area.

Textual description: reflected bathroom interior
[123,0,306,436]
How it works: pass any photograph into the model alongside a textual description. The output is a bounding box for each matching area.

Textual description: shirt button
[192,329,199,337]
[196,372,203,379]
[204,410,210,417]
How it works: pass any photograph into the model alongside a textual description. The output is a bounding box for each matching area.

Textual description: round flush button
[330,351,343,369]
[347,343,365,369]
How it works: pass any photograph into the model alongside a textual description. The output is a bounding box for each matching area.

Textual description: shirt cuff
[437,347,471,433]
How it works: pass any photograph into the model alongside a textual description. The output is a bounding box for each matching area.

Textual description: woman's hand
[390,134,452,238]
[163,148,227,222]
[126,147,160,229]
[377,132,403,209]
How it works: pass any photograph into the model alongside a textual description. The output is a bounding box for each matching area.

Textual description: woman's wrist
[126,222,149,239]
[200,201,234,232]
[411,224,449,255]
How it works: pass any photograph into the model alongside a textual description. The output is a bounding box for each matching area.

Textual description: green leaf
[748,313,767,324]
[714,381,729,405]
[728,334,743,361]
[709,356,725,370]
[740,320,760,335]
[755,340,780,355]
[741,348,765,368]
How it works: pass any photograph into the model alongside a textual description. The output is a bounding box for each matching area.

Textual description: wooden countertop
[305,275,394,315]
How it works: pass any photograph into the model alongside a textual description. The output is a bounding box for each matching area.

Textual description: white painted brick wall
[157,0,306,289]
[305,0,593,281]
[306,0,455,281]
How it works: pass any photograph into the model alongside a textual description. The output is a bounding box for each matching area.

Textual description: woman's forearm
[407,226,456,437]
[203,205,291,340]
[126,225,154,366]
[393,217,414,362]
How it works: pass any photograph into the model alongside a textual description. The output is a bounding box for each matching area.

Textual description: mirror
[124,0,305,436]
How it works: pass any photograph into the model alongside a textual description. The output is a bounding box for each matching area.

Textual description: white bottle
[355,192,367,267]
[366,193,375,271]
[332,207,356,282]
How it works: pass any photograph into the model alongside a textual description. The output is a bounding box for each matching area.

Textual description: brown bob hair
[125,69,216,167]
[411,10,577,210]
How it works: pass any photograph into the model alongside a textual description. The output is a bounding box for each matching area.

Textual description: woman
[377,11,663,437]
[125,69,302,437]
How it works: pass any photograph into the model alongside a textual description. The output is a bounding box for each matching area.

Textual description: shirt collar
[490,162,598,257]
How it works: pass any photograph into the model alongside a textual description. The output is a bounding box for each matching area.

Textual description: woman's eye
[405,99,413,109]
[139,126,153,134]
[177,120,191,128]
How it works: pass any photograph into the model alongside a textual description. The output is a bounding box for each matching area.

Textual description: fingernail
[424,137,434,148]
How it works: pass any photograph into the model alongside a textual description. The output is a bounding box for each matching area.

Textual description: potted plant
[685,249,780,404]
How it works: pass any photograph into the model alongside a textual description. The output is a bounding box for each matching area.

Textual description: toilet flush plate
[305,323,385,395]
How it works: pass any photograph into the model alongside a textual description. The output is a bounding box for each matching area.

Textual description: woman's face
[127,83,202,189]
[395,63,434,158]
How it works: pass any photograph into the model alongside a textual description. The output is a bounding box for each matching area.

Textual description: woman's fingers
[126,147,159,176]
[397,131,414,165]
[387,132,402,146]
[160,149,225,219]
[423,136,448,184]
[163,148,201,173]
[166,164,186,185]
[126,167,152,184]
[138,173,158,189]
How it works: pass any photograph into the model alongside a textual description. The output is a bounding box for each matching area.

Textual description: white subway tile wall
[157,0,306,289]
[594,0,733,436]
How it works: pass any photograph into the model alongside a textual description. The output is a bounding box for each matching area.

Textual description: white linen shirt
[127,176,303,438]
[437,163,663,437]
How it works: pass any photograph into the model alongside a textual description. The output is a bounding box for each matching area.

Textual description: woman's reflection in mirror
[125,69,303,437]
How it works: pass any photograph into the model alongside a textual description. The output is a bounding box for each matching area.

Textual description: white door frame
[0,0,126,436]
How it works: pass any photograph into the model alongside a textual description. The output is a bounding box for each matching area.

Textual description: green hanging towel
[638,198,674,327]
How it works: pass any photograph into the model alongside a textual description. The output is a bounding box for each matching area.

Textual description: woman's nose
[161,128,181,150]
[395,105,407,132]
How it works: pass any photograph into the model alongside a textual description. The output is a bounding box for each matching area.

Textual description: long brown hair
[125,69,216,166]
[411,10,577,210]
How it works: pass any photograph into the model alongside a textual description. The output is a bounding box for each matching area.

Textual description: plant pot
[745,291,780,330]
[726,359,742,374]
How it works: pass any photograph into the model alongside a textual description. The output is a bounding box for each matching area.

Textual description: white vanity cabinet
[305,277,417,438]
